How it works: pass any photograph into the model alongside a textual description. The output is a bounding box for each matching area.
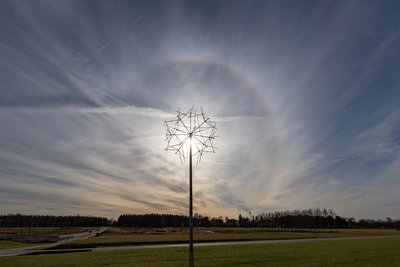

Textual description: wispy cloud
[0,0,399,219]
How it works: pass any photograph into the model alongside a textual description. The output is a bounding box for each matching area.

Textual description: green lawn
[1,238,399,266]
[0,240,39,249]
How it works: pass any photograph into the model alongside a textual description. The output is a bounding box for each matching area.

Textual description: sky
[0,0,399,220]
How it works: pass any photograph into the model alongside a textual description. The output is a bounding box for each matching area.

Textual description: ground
[57,227,400,248]
[0,227,93,243]
[1,228,400,266]
[0,238,399,266]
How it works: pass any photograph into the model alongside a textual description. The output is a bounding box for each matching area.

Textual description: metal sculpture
[164,106,217,252]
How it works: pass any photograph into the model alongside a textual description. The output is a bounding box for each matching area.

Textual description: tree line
[0,214,112,227]
[1,210,399,229]
[117,214,187,227]
[116,209,347,229]
[254,208,346,230]
[117,209,399,230]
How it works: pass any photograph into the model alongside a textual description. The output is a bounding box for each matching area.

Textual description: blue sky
[0,0,399,219]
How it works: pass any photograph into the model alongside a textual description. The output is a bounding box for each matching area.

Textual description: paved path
[1,234,399,257]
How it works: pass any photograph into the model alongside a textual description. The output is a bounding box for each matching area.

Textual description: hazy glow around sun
[164,107,217,164]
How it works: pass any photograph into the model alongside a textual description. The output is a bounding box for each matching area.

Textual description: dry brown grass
[0,227,93,243]
[57,227,400,248]
[2,227,398,247]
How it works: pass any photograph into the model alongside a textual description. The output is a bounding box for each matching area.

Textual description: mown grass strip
[0,241,39,250]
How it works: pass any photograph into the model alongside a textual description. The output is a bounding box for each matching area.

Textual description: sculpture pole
[164,107,217,253]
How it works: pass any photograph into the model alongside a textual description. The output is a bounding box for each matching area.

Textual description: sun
[164,106,217,163]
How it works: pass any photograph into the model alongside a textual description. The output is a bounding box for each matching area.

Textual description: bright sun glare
[164,107,217,163]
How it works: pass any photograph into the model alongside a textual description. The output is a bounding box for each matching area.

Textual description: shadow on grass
[189,251,194,267]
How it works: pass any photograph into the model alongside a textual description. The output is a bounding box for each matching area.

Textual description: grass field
[0,240,39,250]
[1,238,399,266]
[57,227,400,248]
[1,227,398,249]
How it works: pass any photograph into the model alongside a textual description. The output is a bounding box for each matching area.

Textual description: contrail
[85,82,131,107]
[71,17,142,106]
[74,17,142,70]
